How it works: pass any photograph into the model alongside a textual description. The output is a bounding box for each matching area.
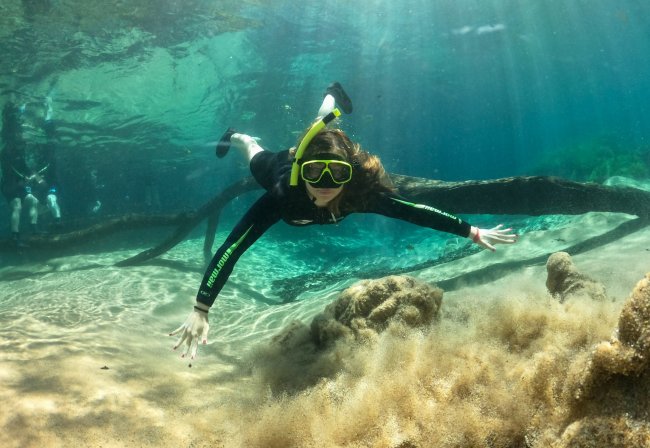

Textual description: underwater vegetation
[251,276,443,394]
[237,254,650,448]
[2,246,649,447]
[532,137,650,183]
[555,271,650,447]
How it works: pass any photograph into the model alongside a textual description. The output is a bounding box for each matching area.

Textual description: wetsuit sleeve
[368,192,472,237]
[196,192,281,307]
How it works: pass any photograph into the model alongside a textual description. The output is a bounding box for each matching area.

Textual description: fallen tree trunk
[392,175,650,217]
[115,177,259,266]
[271,215,650,302]
[0,213,189,251]
[1,175,648,260]
[115,174,650,267]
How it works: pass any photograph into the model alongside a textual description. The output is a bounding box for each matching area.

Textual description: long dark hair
[296,128,395,215]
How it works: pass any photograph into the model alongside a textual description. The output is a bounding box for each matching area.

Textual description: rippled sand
[1,213,648,447]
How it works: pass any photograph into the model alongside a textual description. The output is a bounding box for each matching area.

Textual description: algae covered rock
[269,275,443,353]
[553,273,650,447]
[311,275,443,345]
[546,252,607,302]
[618,272,650,353]
[252,275,443,393]
[576,272,650,396]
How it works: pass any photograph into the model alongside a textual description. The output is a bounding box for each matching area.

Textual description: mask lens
[302,161,327,182]
[328,161,352,182]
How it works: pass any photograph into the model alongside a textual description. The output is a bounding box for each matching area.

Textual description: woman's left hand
[469,224,518,252]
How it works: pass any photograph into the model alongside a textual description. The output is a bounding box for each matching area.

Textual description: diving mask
[301,159,352,187]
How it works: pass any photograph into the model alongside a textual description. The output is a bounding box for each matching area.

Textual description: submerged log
[115,177,259,266]
[0,177,259,254]
[0,213,189,251]
[272,215,650,302]
[392,175,650,217]
[1,175,648,261]
[119,175,650,267]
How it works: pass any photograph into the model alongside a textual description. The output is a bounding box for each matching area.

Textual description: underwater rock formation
[251,275,443,393]
[545,251,607,302]
[554,273,650,447]
[311,275,443,346]
[251,261,650,445]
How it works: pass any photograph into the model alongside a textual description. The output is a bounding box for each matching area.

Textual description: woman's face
[305,182,343,205]
[301,147,349,205]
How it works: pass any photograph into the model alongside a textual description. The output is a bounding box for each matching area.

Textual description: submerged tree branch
[1,175,648,267]
[0,213,189,252]
[114,177,259,266]
[271,216,650,302]
[391,175,650,217]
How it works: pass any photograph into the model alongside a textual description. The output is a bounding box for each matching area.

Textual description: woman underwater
[171,83,518,360]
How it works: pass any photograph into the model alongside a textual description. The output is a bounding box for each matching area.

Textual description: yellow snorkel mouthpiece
[289,108,341,186]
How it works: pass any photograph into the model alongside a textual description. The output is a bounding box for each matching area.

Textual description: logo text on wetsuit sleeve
[206,225,253,288]
[390,197,461,223]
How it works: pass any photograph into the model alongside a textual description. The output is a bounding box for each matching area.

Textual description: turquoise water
[1,0,649,221]
[1,1,650,447]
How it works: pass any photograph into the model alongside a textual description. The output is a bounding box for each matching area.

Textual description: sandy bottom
[1,212,649,447]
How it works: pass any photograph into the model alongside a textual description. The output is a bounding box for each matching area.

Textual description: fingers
[485,225,519,245]
[181,335,193,358]
[490,225,514,236]
[201,323,210,345]
[173,331,189,351]
[190,338,199,360]
[488,234,517,244]
[169,324,185,337]
[477,239,496,252]
[172,330,196,361]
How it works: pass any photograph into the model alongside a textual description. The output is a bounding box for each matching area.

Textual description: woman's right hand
[169,304,210,361]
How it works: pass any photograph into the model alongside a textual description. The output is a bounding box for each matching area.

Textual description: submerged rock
[270,275,443,353]
[555,273,650,447]
[311,275,443,346]
[572,273,650,397]
[253,275,443,393]
[618,273,650,353]
[248,260,650,445]
[545,252,607,302]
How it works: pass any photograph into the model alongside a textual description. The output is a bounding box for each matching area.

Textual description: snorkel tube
[289,108,341,186]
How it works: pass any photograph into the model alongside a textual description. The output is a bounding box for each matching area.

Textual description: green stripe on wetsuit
[205,225,253,288]
[389,197,462,223]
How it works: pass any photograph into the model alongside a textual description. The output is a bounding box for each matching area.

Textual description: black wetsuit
[197,150,472,307]
[1,103,29,203]
[1,103,58,203]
